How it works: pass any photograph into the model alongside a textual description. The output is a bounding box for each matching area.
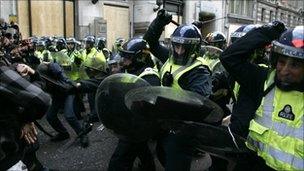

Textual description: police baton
[171,20,180,26]
[58,122,93,153]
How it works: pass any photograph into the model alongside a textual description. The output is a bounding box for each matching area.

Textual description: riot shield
[95,73,154,142]
[160,120,250,161]
[125,86,223,123]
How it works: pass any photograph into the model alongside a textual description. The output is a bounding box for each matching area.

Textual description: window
[229,0,253,18]
[269,10,273,22]
[261,8,265,22]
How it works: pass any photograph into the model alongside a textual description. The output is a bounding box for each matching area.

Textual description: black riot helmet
[115,38,125,48]
[96,37,107,50]
[112,37,125,53]
[119,37,153,71]
[271,25,304,91]
[56,38,67,51]
[271,26,304,64]
[205,31,227,50]
[40,36,53,48]
[170,24,202,65]
[230,24,260,44]
[66,37,77,51]
[36,40,46,51]
[230,24,269,65]
[84,35,95,51]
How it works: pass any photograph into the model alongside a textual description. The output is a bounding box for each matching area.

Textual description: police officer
[221,22,303,170]
[228,24,271,138]
[96,36,111,60]
[56,38,67,52]
[205,31,227,50]
[108,53,122,74]
[34,40,52,63]
[112,37,125,55]
[81,35,107,122]
[66,37,82,81]
[108,37,160,171]
[144,9,212,171]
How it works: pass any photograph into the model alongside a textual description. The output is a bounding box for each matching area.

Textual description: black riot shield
[125,86,250,162]
[125,86,224,124]
[95,73,154,142]
[160,120,251,162]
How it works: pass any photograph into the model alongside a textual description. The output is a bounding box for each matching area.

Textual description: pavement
[36,115,211,171]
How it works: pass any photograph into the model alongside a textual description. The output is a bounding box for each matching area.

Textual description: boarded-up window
[31,1,64,36]
[17,1,30,38]
[17,0,74,38]
[65,1,74,37]
[103,5,130,49]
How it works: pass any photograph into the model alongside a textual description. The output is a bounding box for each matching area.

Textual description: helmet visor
[172,42,195,65]
[272,41,304,60]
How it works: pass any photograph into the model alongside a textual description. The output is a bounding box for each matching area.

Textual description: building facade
[1,0,303,46]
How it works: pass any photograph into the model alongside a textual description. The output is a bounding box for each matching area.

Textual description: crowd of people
[0,8,303,171]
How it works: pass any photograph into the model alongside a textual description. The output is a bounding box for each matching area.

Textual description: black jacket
[220,26,283,137]
[143,20,211,97]
[0,66,51,170]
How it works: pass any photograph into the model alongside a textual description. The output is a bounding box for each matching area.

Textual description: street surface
[36,115,211,171]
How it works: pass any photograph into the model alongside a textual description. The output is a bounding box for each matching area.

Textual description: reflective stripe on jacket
[160,57,207,90]
[246,70,304,171]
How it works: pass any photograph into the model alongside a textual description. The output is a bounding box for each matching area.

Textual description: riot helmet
[108,53,122,74]
[271,26,304,91]
[84,35,95,51]
[29,36,39,46]
[115,37,125,47]
[36,40,46,52]
[112,37,125,53]
[96,37,107,50]
[66,37,77,51]
[231,24,269,64]
[170,24,202,66]
[56,38,67,51]
[205,31,227,50]
[119,37,153,71]
[230,24,260,44]
[40,36,53,47]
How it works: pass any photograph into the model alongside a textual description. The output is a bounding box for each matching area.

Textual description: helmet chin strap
[275,74,304,92]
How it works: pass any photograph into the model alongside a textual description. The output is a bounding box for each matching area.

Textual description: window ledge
[227,13,254,21]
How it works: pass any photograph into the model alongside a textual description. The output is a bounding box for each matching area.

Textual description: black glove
[74,57,82,67]
[261,21,286,40]
[192,21,203,29]
[156,9,172,27]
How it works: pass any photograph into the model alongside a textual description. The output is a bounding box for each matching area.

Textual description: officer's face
[67,43,75,50]
[174,44,185,55]
[85,42,94,50]
[109,63,121,74]
[122,57,132,68]
[276,56,304,85]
